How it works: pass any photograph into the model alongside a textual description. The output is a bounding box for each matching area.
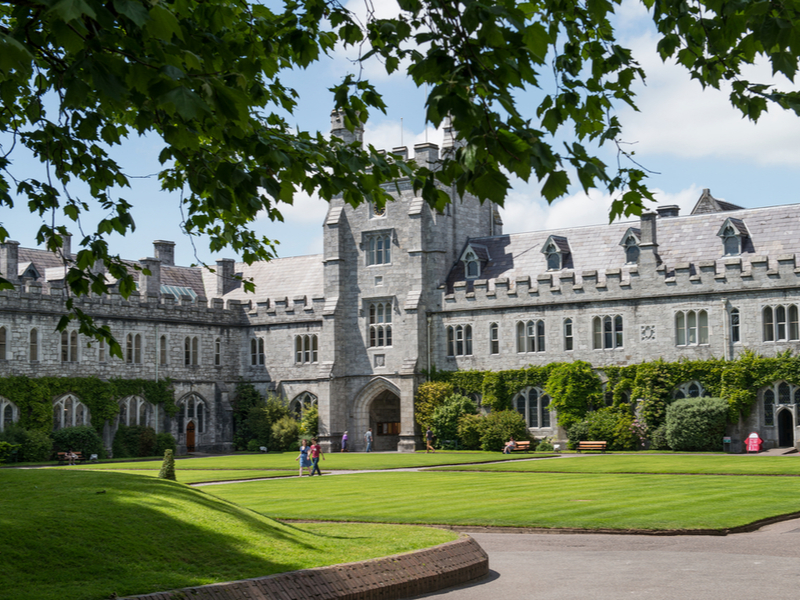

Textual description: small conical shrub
[158,449,176,481]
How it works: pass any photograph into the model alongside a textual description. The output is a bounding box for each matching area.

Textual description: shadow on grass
[0,469,328,600]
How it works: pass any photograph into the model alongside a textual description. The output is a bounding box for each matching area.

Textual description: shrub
[22,429,53,462]
[155,432,176,456]
[566,420,590,450]
[158,449,176,481]
[479,410,529,452]
[457,414,483,450]
[247,439,261,452]
[113,425,158,458]
[431,394,477,448]
[232,382,264,450]
[665,397,729,452]
[0,441,20,463]
[650,424,670,450]
[52,426,103,457]
[415,381,455,430]
[300,403,319,439]
[584,408,638,451]
[536,438,554,452]
[271,416,300,452]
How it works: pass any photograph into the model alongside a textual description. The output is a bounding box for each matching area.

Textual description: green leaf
[146,5,184,42]
[113,0,150,27]
[160,86,208,119]
[541,171,569,202]
[49,0,97,23]
[522,23,550,62]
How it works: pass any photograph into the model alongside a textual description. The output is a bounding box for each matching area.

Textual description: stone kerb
[441,253,800,310]
[122,535,488,600]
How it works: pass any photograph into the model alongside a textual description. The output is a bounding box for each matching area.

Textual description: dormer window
[618,228,641,265]
[459,243,490,280]
[541,235,570,271]
[464,250,479,279]
[717,218,748,257]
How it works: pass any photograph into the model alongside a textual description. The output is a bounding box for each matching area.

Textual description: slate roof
[446,203,800,291]
[215,254,324,303]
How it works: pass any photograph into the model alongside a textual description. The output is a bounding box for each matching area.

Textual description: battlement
[441,254,800,309]
[244,294,327,324]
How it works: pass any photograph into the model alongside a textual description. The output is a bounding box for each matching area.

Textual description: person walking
[296,439,312,476]
[310,438,324,475]
[364,428,373,453]
[426,428,435,453]
[341,431,348,452]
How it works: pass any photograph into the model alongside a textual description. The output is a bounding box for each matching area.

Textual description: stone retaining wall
[123,535,488,600]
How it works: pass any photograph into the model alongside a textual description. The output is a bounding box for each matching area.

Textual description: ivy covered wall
[0,376,175,433]
[428,351,800,429]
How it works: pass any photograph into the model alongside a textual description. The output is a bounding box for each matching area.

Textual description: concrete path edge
[121,535,488,600]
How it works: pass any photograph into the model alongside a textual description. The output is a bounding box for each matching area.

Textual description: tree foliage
[544,360,603,430]
[3,0,799,343]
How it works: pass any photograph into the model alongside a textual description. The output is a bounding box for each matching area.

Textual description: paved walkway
[413,517,800,599]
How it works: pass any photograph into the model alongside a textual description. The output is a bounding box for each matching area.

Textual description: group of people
[295,438,324,476]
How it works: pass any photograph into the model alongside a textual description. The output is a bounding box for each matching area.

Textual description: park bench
[510,441,531,452]
[577,441,607,453]
[56,451,87,465]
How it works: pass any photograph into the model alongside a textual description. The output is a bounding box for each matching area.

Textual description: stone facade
[1,116,800,453]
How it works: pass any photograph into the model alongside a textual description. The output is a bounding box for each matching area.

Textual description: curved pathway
[414,517,800,599]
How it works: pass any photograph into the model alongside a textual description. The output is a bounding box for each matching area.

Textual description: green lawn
[0,469,456,600]
[74,450,537,471]
[206,470,800,531]
[76,468,298,484]
[431,454,800,475]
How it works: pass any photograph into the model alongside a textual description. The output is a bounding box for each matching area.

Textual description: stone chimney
[216,258,236,297]
[413,143,439,169]
[391,146,408,161]
[330,110,363,145]
[656,205,680,218]
[0,241,19,283]
[638,211,660,270]
[139,257,161,299]
[153,240,175,266]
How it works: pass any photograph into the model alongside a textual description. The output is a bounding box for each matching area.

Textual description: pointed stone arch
[352,377,402,452]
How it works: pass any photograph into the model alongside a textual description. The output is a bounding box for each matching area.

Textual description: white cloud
[500,182,705,234]
[363,119,445,153]
[619,30,800,167]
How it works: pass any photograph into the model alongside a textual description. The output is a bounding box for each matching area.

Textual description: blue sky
[3,0,800,266]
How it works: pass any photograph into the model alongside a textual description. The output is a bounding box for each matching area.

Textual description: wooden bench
[577,441,607,453]
[56,451,87,465]
[510,441,531,452]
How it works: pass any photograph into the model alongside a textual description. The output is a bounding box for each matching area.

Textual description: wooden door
[186,421,196,453]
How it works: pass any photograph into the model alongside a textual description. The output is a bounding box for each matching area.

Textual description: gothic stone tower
[317,112,500,452]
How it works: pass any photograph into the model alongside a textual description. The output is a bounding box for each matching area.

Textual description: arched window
[70,331,78,362]
[184,336,199,366]
[29,328,38,362]
[687,383,700,397]
[763,307,775,341]
[722,225,740,256]
[118,396,152,427]
[593,315,623,349]
[0,326,6,360]
[674,381,709,400]
[513,388,552,429]
[490,323,499,355]
[0,398,18,431]
[98,338,106,363]
[180,395,206,434]
[289,392,317,420]
[159,335,168,365]
[446,325,472,356]
[545,243,560,270]
[53,395,90,430]
[764,389,775,426]
[126,333,142,364]
[517,320,545,353]
[763,305,800,342]
[675,310,709,346]
[367,234,392,265]
[369,302,392,347]
[730,308,740,344]
[779,382,791,404]
[564,318,573,351]
[624,237,640,264]
[251,338,265,366]
[214,338,221,366]
[295,334,319,364]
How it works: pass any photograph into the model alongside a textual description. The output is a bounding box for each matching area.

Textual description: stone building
[1,113,799,452]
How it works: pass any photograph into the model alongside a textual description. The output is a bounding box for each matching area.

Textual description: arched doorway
[186,421,196,453]
[369,389,401,452]
[778,409,794,447]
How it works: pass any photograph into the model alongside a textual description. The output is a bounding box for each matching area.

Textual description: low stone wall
[123,535,488,600]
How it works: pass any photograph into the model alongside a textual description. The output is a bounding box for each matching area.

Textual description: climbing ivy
[0,376,175,433]
[429,352,800,429]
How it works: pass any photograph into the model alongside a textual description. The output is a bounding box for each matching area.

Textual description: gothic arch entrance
[186,421,196,453]
[353,378,403,452]
[778,409,794,447]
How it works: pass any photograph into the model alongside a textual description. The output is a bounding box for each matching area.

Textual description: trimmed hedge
[665,397,729,452]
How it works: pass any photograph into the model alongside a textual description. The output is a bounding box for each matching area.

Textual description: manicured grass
[75,450,536,471]
[206,470,800,531]
[0,469,457,600]
[431,454,800,475]
[77,468,298,484]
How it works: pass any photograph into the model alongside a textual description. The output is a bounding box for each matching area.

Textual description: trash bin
[723,436,732,453]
